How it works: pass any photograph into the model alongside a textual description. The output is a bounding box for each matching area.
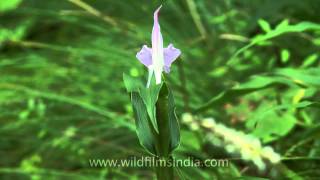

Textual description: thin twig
[185,0,207,40]
[67,0,118,27]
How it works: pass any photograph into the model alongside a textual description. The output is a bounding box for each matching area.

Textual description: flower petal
[163,43,181,73]
[152,5,164,84]
[163,65,171,73]
[136,45,152,67]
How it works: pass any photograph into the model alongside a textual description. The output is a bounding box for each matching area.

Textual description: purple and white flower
[136,5,181,87]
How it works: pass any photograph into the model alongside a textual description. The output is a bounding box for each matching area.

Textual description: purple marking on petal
[136,45,152,67]
[164,43,181,67]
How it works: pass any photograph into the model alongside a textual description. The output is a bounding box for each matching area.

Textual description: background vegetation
[1,0,320,179]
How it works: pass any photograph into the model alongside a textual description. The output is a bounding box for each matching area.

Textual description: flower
[136,5,181,87]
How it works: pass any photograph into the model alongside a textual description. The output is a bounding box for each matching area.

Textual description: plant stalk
[154,84,174,180]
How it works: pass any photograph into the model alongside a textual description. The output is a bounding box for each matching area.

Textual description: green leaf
[251,111,296,142]
[275,68,320,87]
[124,75,180,155]
[275,19,289,30]
[123,73,162,134]
[258,19,272,33]
[123,73,143,92]
[0,0,22,12]
[247,101,320,142]
[281,49,290,63]
[140,83,162,133]
[167,84,180,152]
[180,130,200,150]
[130,92,157,155]
[0,21,30,44]
[301,54,318,68]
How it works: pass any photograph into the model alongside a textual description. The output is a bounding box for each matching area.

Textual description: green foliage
[258,19,272,33]
[302,54,318,68]
[124,74,180,157]
[130,91,157,154]
[0,0,22,12]
[1,0,320,179]
[281,49,290,63]
[228,20,320,65]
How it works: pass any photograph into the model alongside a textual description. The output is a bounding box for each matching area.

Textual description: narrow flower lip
[152,5,164,85]
[153,5,162,23]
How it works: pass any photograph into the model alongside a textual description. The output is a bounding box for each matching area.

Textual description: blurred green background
[1,0,320,179]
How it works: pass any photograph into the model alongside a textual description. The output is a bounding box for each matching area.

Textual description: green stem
[155,162,173,180]
[154,84,174,180]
